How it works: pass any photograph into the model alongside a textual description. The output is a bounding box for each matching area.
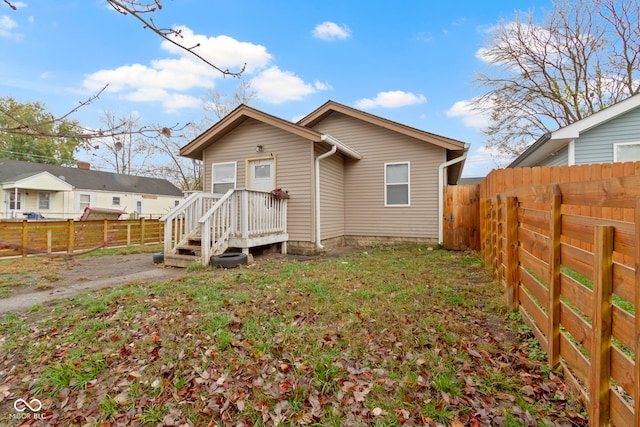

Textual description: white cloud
[312,21,351,40]
[251,66,330,104]
[82,26,274,112]
[355,91,426,109]
[161,26,272,73]
[446,99,490,130]
[0,15,21,39]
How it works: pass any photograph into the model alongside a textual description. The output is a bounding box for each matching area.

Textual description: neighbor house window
[136,200,142,214]
[385,162,410,206]
[38,192,50,210]
[79,194,91,211]
[614,142,640,162]
[174,200,180,207]
[9,192,21,210]
[112,196,121,206]
[212,162,237,194]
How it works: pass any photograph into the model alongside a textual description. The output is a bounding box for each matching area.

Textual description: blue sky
[1,0,553,177]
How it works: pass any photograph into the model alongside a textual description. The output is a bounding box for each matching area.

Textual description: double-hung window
[385,162,410,206]
[212,162,237,194]
[38,192,50,210]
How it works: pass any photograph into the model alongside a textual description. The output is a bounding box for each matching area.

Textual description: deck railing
[160,192,221,255]
[163,189,288,265]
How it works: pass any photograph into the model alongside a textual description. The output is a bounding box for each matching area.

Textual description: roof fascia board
[181,105,323,158]
[299,101,467,151]
[552,93,640,140]
[3,171,74,190]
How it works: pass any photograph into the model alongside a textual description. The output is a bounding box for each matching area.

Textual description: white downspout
[438,143,470,246]
[315,135,338,249]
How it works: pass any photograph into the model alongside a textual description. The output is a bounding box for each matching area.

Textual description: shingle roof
[0,159,184,196]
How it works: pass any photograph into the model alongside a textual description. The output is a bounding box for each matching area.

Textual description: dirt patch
[0,253,186,314]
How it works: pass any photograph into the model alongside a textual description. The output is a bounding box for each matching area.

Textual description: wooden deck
[161,189,288,267]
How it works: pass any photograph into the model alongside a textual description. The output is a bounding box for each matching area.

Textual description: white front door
[248,158,275,192]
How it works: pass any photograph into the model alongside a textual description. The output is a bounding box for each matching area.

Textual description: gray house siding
[539,146,568,167]
[575,106,640,164]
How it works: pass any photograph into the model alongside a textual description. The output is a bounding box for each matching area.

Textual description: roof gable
[298,100,468,151]
[3,171,73,191]
[180,104,324,159]
[509,93,640,167]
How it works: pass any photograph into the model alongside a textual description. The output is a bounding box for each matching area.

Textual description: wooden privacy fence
[0,219,164,258]
[443,184,481,250]
[482,174,640,426]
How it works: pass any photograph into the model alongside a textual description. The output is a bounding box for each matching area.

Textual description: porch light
[256,145,263,152]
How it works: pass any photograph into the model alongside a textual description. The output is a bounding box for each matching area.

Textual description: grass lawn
[0,245,586,426]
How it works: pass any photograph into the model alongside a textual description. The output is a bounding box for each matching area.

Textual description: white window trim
[384,161,410,207]
[613,141,640,162]
[112,196,121,206]
[211,161,237,194]
[38,192,50,210]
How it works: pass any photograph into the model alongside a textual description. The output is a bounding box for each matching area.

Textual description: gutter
[314,134,340,250]
[438,143,470,245]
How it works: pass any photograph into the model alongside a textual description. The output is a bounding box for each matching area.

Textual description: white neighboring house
[0,159,185,220]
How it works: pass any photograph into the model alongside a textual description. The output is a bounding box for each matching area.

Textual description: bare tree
[1,0,244,142]
[91,111,157,175]
[471,0,640,158]
[203,80,258,123]
[151,128,203,191]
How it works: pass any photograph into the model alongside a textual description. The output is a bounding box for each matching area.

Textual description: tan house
[162,101,469,266]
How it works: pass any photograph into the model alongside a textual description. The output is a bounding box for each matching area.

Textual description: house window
[9,192,21,210]
[79,194,91,211]
[136,200,142,214]
[212,162,236,194]
[174,200,180,207]
[385,162,410,206]
[112,196,121,206]
[614,142,640,162]
[38,192,50,210]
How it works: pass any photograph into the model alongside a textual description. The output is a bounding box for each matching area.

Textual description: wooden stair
[164,236,203,267]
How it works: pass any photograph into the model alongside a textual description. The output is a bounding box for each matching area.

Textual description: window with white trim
[38,192,50,210]
[212,162,237,194]
[79,194,91,211]
[614,142,640,162]
[385,162,410,206]
[112,196,121,206]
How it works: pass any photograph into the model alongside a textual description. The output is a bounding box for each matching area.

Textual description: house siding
[575,106,640,164]
[316,144,345,240]
[308,112,443,239]
[202,119,315,243]
[539,145,568,167]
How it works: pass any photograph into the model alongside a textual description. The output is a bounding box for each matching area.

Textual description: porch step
[164,253,202,268]
[176,244,202,255]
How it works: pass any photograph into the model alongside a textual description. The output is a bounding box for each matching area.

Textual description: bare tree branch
[471,0,640,159]
[106,0,245,78]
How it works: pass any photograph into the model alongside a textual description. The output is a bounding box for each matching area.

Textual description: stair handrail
[198,189,236,265]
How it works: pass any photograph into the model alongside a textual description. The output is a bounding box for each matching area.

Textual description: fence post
[103,219,108,246]
[21,220,28,258]
[505,196,519,311]
[140,218,146,245]
[590,225,613,425]
[635,197,640,426]
[67,219,74,254]
[548,184,562,368]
